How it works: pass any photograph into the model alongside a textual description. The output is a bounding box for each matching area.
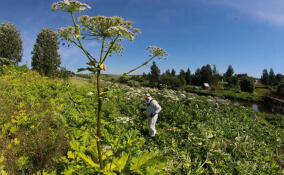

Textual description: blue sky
[0,0,284,77]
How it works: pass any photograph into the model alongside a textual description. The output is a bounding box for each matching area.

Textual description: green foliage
[275,73,284,83]
[0,22,23,64]
[276,83,284,97]
[149,61,160,83]
[122,85,283,174]
[59,130,165,175]
[240,77,254,93]
[0,65,68,174]
[224,65,234,80]
[160,74,183,89]
[269,68,276,85]
[191,65,217,86]
[171,69,176,76]
[0,66,283,174]
[31,28,61,77]
[185,68,191,85]
[227,76,239,88]
[56,67,74,79]
[0,57,13,66]
[261,69,269,85]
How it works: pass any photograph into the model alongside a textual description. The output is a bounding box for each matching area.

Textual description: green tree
[228,76,239,88]
[178,69,186,87]
[142,72,148,80]
[200,64,213,84]
[268,68,275,85]
[165,69,171,76]
[171,69,176,76]
[240,78,254,93]
[31,28,61,76]
[192,68,201,85]
[224,65,234,81]
[212,64,220,85]
[276,83,284,97]
[212,64,217,75]
[185,68,191,85]
[149,61,160,85]
[179,69,185,79]
[275,74,283,84]
[0,22,23,64]
[261,69,269,85]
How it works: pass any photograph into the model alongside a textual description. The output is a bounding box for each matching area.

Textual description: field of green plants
[0,65,283,174]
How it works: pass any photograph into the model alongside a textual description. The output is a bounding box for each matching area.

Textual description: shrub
[56,67,74,79]
[127,80,141,87]
[276,83,284,97]
[118,76,129,84]
[0,57,13,66]
[240,78,254,93]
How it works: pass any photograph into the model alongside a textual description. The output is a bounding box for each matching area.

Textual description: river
[232,100,284,115]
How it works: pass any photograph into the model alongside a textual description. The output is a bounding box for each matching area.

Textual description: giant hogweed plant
[52,0,167,174]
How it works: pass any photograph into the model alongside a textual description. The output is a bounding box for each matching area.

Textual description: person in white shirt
[143,93,162,137]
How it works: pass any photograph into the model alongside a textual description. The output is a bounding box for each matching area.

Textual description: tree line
[0,22,73,78]
[260,68,284,97]
[125,62,257,93]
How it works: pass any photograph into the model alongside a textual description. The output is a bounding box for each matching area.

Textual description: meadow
[0,65,283,174]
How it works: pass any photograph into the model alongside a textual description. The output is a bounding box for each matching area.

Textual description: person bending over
[142,93,162,137]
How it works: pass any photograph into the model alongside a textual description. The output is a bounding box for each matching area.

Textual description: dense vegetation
[261,68,284,97]
[0,65,283,174]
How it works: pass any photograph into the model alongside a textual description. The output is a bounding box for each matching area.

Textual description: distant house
[203,83,210,90]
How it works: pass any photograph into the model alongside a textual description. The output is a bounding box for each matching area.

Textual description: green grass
[69,76,94,89]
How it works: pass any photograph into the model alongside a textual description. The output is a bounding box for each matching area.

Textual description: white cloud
[199,0,284,27]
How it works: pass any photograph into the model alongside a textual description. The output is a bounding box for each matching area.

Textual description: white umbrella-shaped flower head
[78,15,140,41]
[58,26,76,41]
[52,0,91,12]
[146,46,168,60]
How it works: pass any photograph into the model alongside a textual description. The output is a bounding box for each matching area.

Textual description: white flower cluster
[87,91,94,96]
[52,0,91,13]
[58,26,75,41]
[116,116,133,124]
[146,46,168,60]
[119,85,193,102]
[77,15,140,41]
[108,80,243,108]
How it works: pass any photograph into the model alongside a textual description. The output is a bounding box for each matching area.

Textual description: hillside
[0,65,283,174]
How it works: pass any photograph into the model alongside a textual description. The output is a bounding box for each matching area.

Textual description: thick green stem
[100,37,106,62]
[96,70,104,170]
